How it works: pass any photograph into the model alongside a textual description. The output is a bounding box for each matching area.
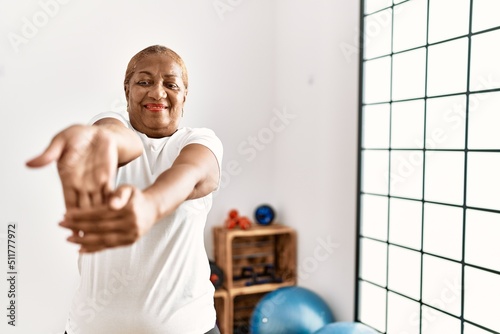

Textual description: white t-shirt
[65,112,223,334]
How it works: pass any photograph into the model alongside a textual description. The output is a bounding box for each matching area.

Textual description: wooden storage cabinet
[232,292,268,334]
[213,224,297,334]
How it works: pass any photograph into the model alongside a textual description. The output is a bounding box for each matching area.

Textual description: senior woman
[27,45,223,334]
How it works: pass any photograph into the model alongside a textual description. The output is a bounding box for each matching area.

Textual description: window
[357,1,500,333]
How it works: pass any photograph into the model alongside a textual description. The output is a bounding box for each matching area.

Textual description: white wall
[272,0,360,322]
[0,0,359,332]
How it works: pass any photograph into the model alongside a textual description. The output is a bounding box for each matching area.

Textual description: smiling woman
[124,46,189,138]
[26,45,223,334]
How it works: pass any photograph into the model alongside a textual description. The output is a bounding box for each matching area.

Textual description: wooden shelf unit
[213,224,297,334]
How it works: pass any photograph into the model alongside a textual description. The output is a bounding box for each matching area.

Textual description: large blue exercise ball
[250,286,335,334]
[313,322,377,334]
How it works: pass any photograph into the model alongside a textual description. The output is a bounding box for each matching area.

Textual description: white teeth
[144,104,169,111]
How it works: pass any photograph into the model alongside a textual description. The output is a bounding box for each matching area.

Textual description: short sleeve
[88,111,130,127]
[180,128,224,190]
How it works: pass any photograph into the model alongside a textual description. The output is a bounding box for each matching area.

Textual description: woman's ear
[124,84,130,100]
[124,85,130,111]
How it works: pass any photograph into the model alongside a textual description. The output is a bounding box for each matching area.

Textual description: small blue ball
[313,322,377,334]
[254,204,276,226]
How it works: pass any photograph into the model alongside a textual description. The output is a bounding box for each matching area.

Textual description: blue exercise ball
[313,322,377,334]
[250,286,335,334]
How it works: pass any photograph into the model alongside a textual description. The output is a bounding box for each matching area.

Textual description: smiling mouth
[144,104,168,112]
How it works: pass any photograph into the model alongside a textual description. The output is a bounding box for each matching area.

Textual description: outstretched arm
[60,143,220,253]
[146,143,221,217]
[26,118,143,209]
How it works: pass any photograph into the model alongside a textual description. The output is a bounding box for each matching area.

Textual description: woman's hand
[59,185,158,253]
[26,125,119,209]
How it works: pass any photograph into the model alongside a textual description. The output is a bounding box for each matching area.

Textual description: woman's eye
[137,80,150,86]
[166,83,179,89]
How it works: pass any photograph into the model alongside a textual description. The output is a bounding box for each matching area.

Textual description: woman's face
[125,53,187,138]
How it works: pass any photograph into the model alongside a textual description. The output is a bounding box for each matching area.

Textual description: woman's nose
[148,83,167,100]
